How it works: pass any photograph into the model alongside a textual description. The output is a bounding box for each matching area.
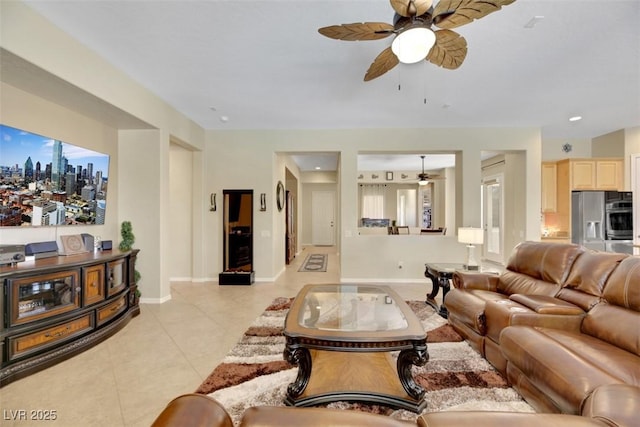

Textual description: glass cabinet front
[9,270,80,326]
[107,258,127,297]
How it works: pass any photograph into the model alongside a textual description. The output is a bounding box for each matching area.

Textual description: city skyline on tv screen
[0,124,110,227]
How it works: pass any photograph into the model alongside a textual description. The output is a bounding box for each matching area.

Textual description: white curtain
[361,184,385,219]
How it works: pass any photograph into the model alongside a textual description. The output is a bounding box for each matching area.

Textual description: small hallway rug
[195,298,534,425]
[298,253,328,272]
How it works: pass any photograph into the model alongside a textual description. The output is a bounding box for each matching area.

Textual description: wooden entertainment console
[0,249,140,386]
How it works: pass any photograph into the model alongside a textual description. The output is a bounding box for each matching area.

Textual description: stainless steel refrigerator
[571,191,633,253]
[572,191,606,251]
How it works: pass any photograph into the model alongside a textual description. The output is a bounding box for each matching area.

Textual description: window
[361,184,385,219]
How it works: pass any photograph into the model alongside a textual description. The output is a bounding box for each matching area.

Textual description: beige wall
[169,143,194,281]
[542,138,591,160]
[1,1,205,302]
[206,128,542,281]
[592,129,625,157]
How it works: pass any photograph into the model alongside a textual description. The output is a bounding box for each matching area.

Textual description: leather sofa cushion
[582,303,640,357]
[563,251,627,298]
[504,242,584,285]
[556,288,602,311]
[500,326,637,414]
[601,256,640,311]
[497,271,561,297]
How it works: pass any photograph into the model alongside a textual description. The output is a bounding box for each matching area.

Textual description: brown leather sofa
[446,241,640,415]
[151,384,640,426]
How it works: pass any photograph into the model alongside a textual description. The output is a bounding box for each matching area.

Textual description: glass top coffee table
[283,284,428,412]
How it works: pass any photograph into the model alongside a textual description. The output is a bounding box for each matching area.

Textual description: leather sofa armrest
[582,384,640,427]
[509,294,585,315]
[151,394,233,427]
[418,412,602,427]
[452,272,500,291]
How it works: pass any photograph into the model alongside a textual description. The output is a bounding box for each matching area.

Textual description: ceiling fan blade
[426,29,467,69]
[390,0,433,18]
[318,22,395,41]
[364,47,400,81]
[433,0,516,29]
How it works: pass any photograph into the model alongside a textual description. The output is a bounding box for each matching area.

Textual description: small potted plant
[120,221,142,305]
[119,220,135,251]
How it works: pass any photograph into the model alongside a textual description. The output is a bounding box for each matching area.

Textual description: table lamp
[458,227,484,270]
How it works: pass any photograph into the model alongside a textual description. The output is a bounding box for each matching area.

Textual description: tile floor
[0,246,436,426]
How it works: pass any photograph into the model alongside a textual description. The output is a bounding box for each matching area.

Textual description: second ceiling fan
[418,155,443,185]
[318,0,516,81]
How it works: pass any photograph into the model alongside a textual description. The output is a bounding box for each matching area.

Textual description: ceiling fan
[418,155,443,185]
[318,0,516,81]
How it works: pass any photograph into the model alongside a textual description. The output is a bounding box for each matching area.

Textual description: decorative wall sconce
[210,193,217,212]
[260,193,266,211]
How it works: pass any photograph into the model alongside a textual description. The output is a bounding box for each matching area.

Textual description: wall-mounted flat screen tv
[0,124,110,227]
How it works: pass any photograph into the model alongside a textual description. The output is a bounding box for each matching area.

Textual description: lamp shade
[391,26,436,64]
[458,227,484,245]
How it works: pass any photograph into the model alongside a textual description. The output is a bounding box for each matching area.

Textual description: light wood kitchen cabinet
[542,162,558,212]
[595,160,623,190]
[570,159,623,191]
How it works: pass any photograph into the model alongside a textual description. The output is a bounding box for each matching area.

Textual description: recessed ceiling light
[315,166,321,170]
[569,116,582,122]
[219,116,229,123]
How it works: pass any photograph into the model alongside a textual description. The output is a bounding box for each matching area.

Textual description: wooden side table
[424,263,500,318]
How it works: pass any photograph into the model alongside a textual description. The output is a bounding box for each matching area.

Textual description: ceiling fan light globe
[391,27,435,64]
[418,179,429,186]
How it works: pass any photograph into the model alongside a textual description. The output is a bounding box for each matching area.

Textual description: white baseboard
[139,294,172,304]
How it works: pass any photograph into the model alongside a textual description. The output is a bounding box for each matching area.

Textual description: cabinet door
[571,161,596,189]
[595,160,623,190]
[83,264,105,306]
[9,270,80,327]
[107,258,127,297]
[541,162,557,212]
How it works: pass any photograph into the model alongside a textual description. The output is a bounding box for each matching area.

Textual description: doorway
[312,190,336,245]
[633,154,640,255]
[482,174,504,263]
[286,190,296,264]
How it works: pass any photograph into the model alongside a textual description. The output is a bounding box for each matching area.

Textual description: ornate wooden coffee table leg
[283,341,311,403]
[397,340,429,401]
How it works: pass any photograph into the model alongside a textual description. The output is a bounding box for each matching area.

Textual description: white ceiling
[16,1,640,172]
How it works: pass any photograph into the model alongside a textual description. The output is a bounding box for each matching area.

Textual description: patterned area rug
[298,253,328,272]
[195,298,534,425]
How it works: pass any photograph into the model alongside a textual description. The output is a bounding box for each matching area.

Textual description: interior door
[483,174,504,263]
[312,190,335,246]
[286,191,296,264]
